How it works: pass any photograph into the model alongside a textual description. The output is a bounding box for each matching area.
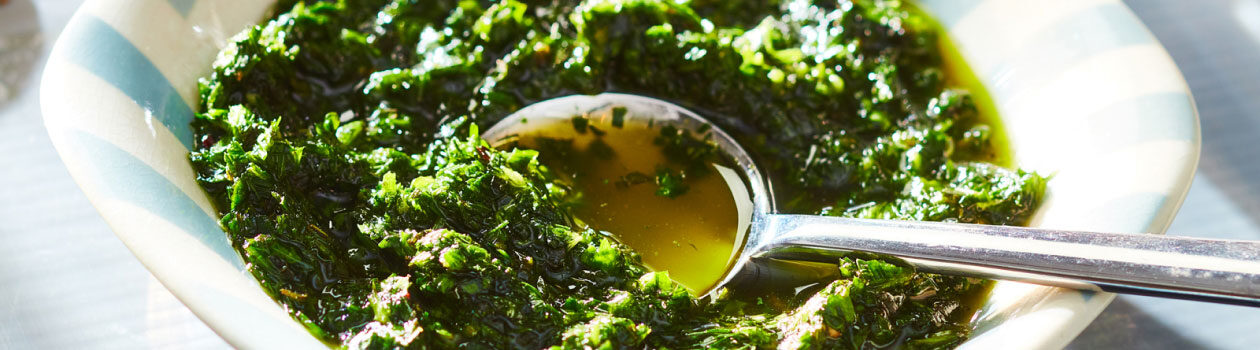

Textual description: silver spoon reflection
[484,93,1260,307]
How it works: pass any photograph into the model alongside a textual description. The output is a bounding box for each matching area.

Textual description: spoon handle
[746,214,1260,306]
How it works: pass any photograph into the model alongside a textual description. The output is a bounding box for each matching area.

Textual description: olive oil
[500,114,741,293]
[925,9,1010,323]
[931,11,1014,168]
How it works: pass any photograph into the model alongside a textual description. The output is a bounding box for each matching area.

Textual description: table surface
[3,0,1258,348]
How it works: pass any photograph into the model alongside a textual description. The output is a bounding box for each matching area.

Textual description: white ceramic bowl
[40,0,1199,348]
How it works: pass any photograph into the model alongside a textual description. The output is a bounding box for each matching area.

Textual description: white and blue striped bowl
[40,0,1199,348]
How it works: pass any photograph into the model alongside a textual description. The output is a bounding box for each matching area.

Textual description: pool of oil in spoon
[503,118,740,293]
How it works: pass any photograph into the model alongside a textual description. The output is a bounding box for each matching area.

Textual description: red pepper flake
[476,146,491,163]
[200,134,217,149]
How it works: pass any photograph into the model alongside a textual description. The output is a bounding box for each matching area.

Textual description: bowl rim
[38,0,1201,348]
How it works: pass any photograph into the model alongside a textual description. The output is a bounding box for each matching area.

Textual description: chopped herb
[190,0,1047,348]
[572,115,590,134]
[616,171,653,189]
[587,138,615,160]
[654,167,691,198]
[611,106,627,128]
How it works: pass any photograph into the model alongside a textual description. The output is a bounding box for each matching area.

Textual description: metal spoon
[483,93,1260,307]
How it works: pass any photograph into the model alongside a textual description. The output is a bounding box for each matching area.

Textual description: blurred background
[2,0,1258,348]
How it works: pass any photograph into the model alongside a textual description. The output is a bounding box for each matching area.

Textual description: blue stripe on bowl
[65,130,242,269]
[168,0,195,17]
[916,0,983,29]
[60,15,195,150]
[1086,92,1196,150]
[986,3,1153,101]
[1081,192,1168,233]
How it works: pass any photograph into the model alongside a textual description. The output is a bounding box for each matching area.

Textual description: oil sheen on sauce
[500,115,741,293]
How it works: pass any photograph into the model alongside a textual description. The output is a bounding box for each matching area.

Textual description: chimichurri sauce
[189,0,1047,348]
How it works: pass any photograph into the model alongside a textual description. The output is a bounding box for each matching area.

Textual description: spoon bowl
[482,93,767,292]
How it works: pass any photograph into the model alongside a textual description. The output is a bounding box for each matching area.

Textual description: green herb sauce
[189,0,1047,348]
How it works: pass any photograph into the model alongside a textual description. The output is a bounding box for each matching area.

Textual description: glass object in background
[0,0,42,105]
